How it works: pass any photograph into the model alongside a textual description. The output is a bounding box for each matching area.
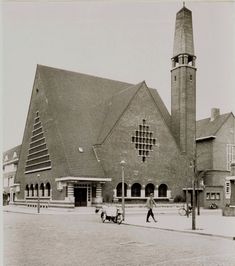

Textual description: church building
[14,6,197,208]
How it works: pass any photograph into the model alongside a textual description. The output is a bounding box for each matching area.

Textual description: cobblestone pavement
[3,212,235,266]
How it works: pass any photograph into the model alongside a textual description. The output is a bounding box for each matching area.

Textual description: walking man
[146,193,157,222]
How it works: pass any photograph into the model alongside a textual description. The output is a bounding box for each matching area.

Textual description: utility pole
[191,159,196,230]
[197,179,200,216]
[37,174,40,214]
[186,189,189,218]
[120,160,126,221]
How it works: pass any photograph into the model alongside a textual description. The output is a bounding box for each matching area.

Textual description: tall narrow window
[227,144,235,170]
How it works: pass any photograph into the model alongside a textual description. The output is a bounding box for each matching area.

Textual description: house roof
[3,145,21,164]
[196,112,232,140]
[35,65,171,177]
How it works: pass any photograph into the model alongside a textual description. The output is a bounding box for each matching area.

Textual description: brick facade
[97,84,190,202]
[197,112,235,208]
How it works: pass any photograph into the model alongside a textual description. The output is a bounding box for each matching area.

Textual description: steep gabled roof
[96,82,172,144]
[196,113,232,139]
[22,65,172,178]
[36,65,137,177]
[97,82,144,144]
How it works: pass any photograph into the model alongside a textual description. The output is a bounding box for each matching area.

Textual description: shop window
[206,192,221,200]
[210,193,215,200]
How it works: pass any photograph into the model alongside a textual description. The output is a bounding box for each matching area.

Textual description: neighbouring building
[196,109,235,208]
[223,162,235,216]
[2,145,21,205]
[11,6,197,208]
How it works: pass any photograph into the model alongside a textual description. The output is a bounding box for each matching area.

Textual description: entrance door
[74,187,87,206]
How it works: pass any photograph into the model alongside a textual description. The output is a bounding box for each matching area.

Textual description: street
[3,212,235,266]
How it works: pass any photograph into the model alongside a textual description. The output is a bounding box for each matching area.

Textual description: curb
[123,222,235,241]
[3,210,41,215]
[3,209,96,215]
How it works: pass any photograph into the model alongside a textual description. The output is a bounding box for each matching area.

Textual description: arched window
[40,183,45,197]
[30,184,34,197]
[25,185,29,197]
[46,183,51,197]
[159,184,168,197]
[145,183,155,197]
[35,184,39,197]
[116,183,127,197]
[131,183,141,197]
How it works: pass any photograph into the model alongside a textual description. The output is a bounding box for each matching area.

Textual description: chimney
[210,108,220,122]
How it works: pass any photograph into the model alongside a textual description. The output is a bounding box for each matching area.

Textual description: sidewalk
[2,205,96,215]
[123,209,235,240]
[3,205,235,240]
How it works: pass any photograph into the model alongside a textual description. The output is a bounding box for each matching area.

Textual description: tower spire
[171,6,197,158]
[173,6,194,58]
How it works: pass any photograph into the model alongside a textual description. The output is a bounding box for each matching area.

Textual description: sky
[1,1,235,151]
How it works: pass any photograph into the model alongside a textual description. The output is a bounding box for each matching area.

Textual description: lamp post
[120,160,126,221]
[190,159,196,230]
[37,174,40,214]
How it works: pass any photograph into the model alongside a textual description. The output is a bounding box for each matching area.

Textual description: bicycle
[178,205,192,216]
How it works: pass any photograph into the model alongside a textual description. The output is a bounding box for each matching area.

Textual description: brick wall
[197,140,213,170]
[213,115,235,170]
[98,84,191,201]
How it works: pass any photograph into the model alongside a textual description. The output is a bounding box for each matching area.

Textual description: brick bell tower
[171,5,196,160]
